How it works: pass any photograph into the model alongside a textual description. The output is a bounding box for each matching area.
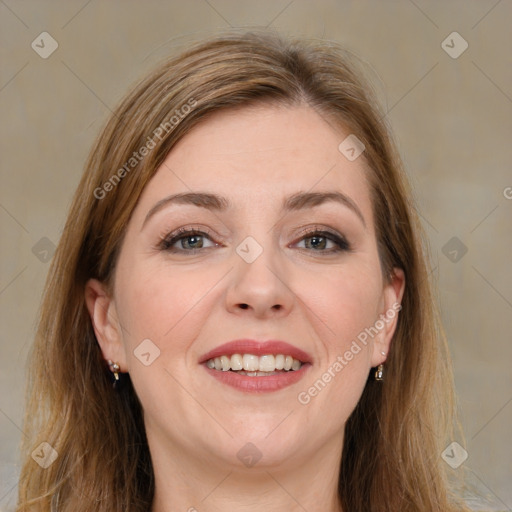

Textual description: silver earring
[107,360,120,388]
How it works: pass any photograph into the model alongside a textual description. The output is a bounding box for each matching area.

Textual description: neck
[148,431,344,512]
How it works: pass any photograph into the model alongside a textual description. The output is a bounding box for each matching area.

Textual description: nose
[225,243,295,319]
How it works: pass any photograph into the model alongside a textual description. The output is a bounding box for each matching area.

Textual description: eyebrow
[142,190,366,229]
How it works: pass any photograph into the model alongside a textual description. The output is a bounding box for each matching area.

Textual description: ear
[371,267,405,367]
[85,278,127,371]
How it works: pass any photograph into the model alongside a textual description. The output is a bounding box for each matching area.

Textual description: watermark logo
[32,237,56,263]
[94,97,197,200]
[297,303,401,405]
[338,134,365,161]
[441,441,468,469]
[236,236,263,264]
[441,236,468,263]
[31,32,58,59]
[441,32,468,59]
[236,442,262,468]
[134,338,161,366]
[31,442,58,468]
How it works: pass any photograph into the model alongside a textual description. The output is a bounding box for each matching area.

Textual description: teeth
[259,354,275,372]
[243,354,259,372]
[205,353,304,372]
[230,354,243,371]
[291,358,301,371]
[220,355,231,372]
[237,370,282,377]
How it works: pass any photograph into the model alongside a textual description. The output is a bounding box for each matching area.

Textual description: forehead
[135,103,373,223]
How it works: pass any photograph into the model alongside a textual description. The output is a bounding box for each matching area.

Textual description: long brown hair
[17,30,469,511]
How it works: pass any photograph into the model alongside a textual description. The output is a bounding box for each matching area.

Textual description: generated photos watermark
[94,97,197,200]
[297,302,401,405]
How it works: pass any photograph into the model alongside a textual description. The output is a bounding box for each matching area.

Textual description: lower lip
[202,364,311,392]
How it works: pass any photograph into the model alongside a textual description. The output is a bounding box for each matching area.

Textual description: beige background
[1,1,511,510]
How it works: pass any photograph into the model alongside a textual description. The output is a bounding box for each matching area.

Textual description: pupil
[308,236,326,250]
[185,235,202,249]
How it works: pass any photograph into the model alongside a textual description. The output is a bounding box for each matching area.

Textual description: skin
[86,103,405,512]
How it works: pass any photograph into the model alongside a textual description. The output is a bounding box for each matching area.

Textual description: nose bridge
[226,232,294,316]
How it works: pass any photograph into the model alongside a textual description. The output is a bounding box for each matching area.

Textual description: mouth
[199,339,313,392]
[205,353,304,374]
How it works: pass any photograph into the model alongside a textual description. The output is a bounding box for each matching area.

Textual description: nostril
[236,303,282,311]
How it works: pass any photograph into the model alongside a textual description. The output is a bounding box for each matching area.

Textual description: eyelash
[158,226,352,255]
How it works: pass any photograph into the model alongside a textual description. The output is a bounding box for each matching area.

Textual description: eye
[293,229,351,254]
[158,226,351,255]
[159,228,218,253]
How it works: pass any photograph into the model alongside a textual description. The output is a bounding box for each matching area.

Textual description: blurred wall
[1,1,511,510]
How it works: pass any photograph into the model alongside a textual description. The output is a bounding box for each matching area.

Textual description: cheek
[301,261,383,346]
[114,261,216,413]
[294,260,382,414]
[116,260,222,352]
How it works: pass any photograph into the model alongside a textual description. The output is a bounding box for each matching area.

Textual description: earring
[374,364,384,381]
[107,360,120,388]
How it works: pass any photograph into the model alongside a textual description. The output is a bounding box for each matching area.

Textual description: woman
[17,31,470,511]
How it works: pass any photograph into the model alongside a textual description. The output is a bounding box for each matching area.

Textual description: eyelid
[291,226,351,253]
[293,225,344,239]
[157,225,221,251]
[158,224,351,254]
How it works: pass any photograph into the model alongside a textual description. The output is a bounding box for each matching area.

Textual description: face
[86,103,404,474]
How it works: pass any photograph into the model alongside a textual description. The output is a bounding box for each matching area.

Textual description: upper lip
[198,339,313,365]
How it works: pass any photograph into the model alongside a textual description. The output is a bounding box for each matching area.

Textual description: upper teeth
[206,354,303,372]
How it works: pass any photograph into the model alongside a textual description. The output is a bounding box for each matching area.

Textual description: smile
[206,353,303,373]
[199,340,313,392]
[202,354,311,392]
